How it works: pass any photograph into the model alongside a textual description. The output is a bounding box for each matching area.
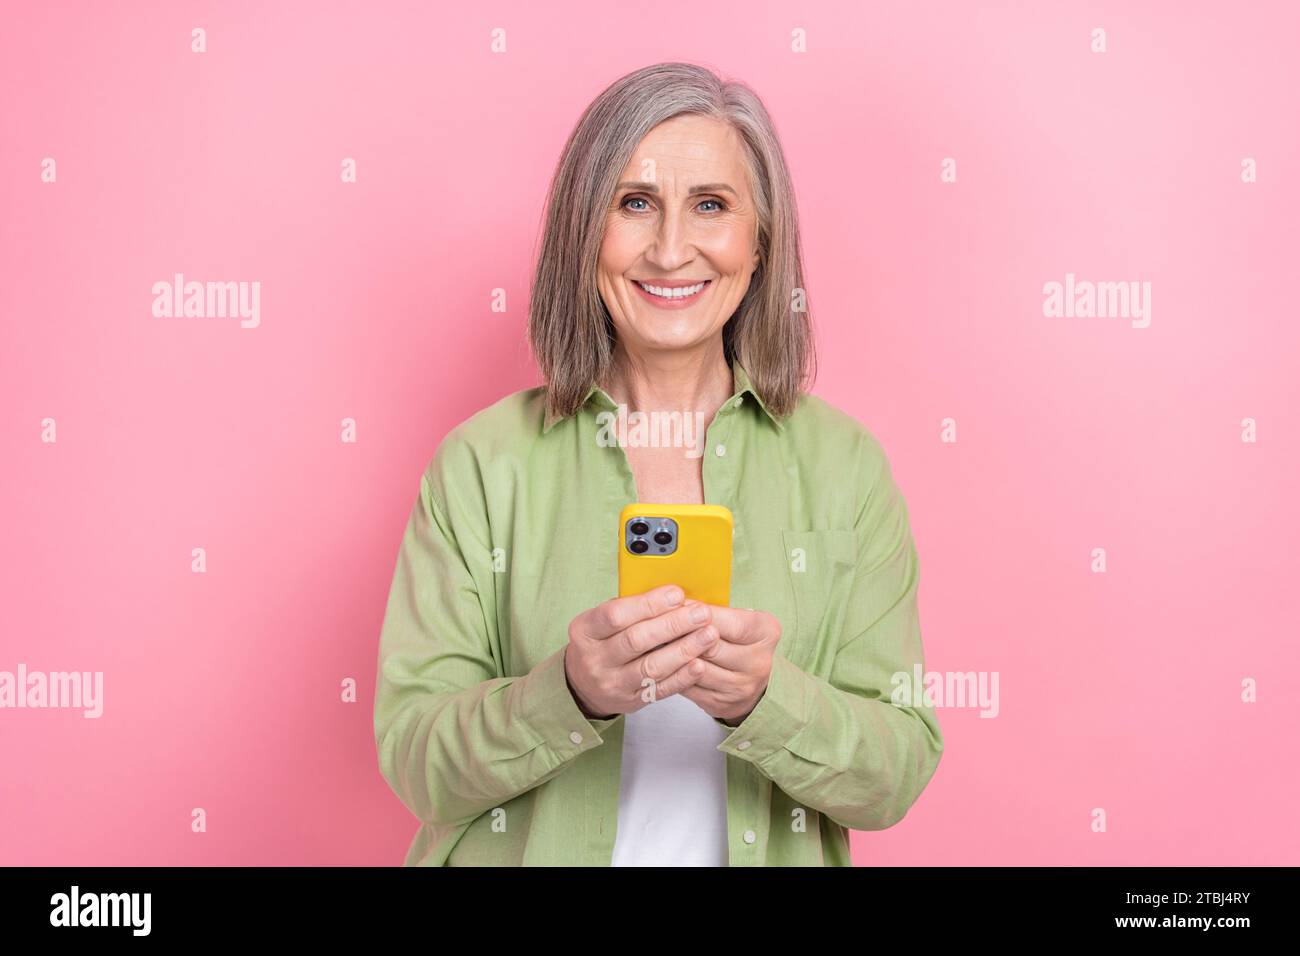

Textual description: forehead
[620,115,749,186]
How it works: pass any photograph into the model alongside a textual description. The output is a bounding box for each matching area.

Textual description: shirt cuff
[714,653,810,762]
[516,645,623,754]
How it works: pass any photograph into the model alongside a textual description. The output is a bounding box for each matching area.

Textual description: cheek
[600,219,647,268]
[700,225,757,276]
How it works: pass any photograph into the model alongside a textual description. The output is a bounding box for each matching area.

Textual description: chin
[634,315,717,345]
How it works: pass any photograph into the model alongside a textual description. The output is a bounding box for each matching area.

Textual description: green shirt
[373,360,944,865]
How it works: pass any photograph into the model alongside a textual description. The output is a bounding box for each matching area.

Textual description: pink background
[2,1,1297,865]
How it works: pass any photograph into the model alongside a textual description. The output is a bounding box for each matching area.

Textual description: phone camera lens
[630,539,649,554]
[630,520,649,536]
[653,531,672,545]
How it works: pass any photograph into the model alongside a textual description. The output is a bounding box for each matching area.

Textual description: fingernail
[690,605,709,623]
[666,586,684,605]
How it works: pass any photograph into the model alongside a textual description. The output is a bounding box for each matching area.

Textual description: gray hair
[527,61,816,421]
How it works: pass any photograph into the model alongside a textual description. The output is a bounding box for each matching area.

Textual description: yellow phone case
[617,503,733,606]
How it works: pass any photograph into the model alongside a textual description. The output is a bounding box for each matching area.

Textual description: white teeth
[637,281,707,298]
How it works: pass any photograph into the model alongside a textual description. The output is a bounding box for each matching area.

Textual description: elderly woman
[374,62,943,866]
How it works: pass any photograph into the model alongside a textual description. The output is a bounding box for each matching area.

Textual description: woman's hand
[563,584,720,719]
[677,603,781,726]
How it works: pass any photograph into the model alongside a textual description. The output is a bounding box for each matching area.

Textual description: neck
[603,340,733,420]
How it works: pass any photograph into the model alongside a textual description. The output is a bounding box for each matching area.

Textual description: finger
[685,659,742,693]
[613,601,713,664]
[677,683,720,712]
[580,584,685,640]
[645,654,710,701]
[692,632,749,671]
[700,605,775,646]
[630,624,718,686]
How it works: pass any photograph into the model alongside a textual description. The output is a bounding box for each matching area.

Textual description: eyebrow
[615,181,738,197]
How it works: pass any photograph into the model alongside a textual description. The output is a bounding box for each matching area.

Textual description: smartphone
[617,503,733,606]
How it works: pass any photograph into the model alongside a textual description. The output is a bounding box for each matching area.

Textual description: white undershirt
[610,693,730,866]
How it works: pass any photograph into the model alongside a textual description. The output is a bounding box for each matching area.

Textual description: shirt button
[737,740,751,751]
[743,830,756,844]
[569,731,583,745]
[734,396,744,408]
[715,444,726,457]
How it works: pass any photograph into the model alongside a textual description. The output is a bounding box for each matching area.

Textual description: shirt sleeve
[714,434,944,831]
[373,456,620,830]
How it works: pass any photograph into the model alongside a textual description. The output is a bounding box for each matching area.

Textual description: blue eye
[619,195,727,213]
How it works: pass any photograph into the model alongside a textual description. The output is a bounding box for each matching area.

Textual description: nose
[643,204,695,272]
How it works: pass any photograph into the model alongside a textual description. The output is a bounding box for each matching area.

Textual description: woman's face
[597,114,761,359]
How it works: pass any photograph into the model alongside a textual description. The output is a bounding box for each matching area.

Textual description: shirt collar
[542,358,783,434]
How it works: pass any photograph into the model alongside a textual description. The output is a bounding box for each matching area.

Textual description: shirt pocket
[779,529,858,663]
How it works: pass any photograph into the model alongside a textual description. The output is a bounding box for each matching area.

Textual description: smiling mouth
[633,279,711,300]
